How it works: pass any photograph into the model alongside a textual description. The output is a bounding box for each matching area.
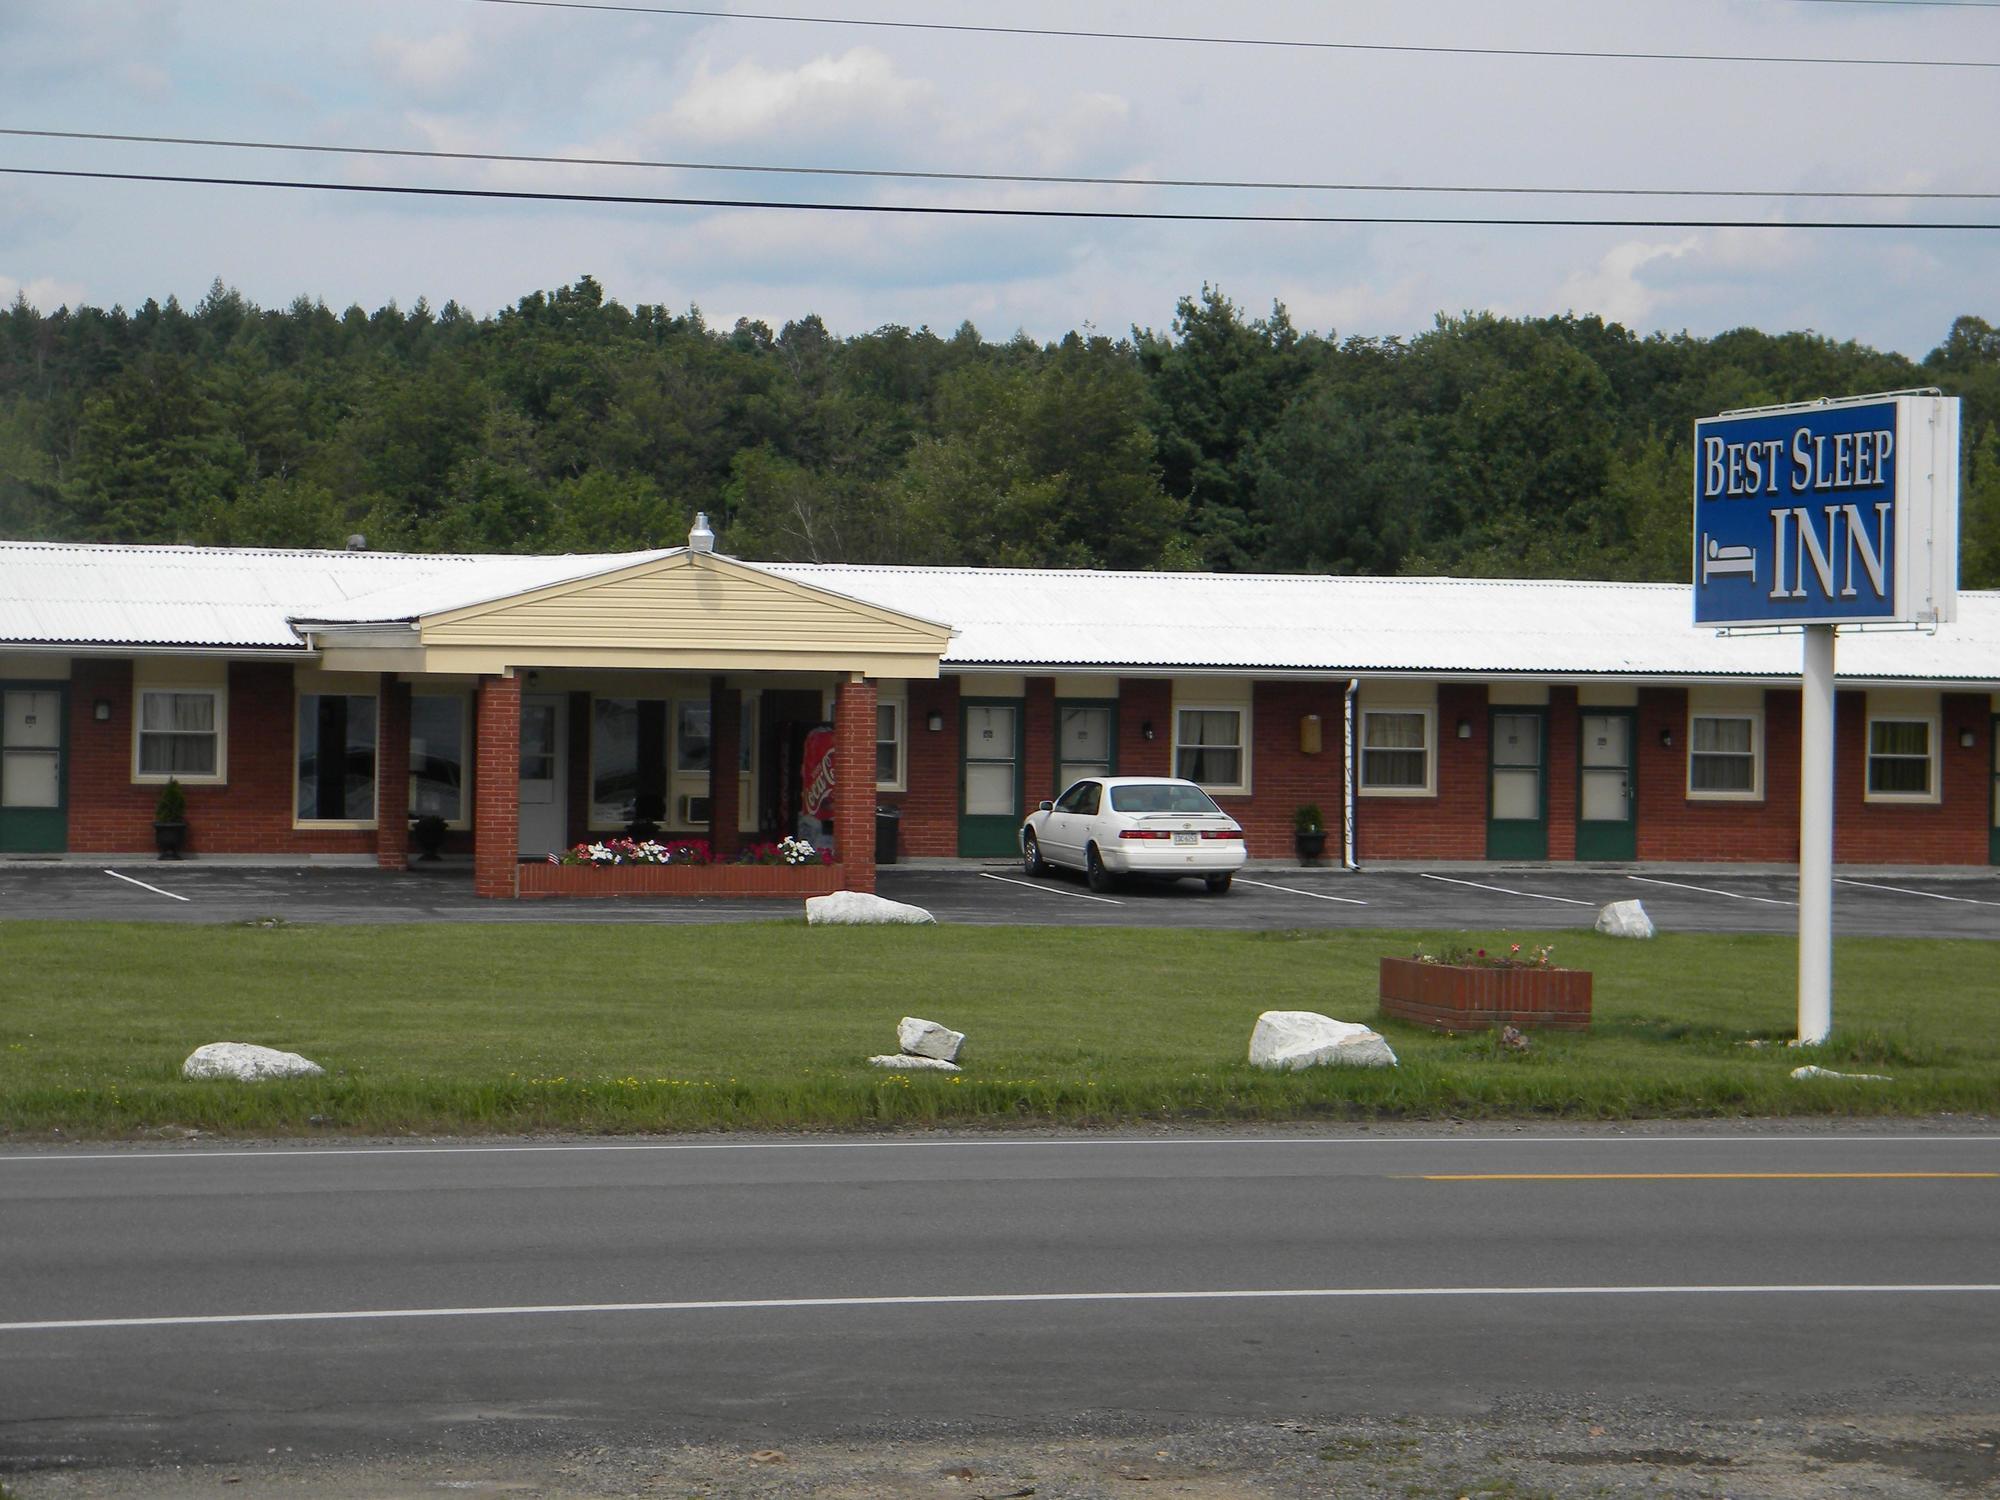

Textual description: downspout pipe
[1342,677,1360,871]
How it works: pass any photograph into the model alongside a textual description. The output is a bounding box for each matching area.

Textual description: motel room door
[1576,709,1637,861]
[0,685,66,854]
[517,693,567,858]
[1486,708,1548,860]
[958,698,1025,857]
[1991,714,1998,866]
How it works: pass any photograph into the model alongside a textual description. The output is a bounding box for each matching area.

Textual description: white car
[1020,776,1247,894]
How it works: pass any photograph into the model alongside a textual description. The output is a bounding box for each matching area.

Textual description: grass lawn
[0,921,1994,1137]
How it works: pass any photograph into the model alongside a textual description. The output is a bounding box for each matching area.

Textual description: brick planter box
[519,862,846,899]
[1378,956,1592,1032]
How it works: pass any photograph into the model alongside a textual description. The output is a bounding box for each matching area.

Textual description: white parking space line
[9,1283,1997,1335]
[1628,875,1795,907]
[979,872,1123,905]
[1834,877,2000,908]
[102,869,190,903]
[1418,873,1594,906]
[1235,878,1367,905]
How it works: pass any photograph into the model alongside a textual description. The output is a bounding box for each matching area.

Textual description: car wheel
[1204,873,1233,895]
[1022,830,1048,877]
[1085,844,1116,894]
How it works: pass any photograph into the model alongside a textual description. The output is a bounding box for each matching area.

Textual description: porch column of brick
[473,674,522,898]
[833,674,878,893]
[375,674,411,870]
[708,677,742,862]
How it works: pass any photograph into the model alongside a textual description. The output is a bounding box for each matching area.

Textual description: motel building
[1,530,1997,894]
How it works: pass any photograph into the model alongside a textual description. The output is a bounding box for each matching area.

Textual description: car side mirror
[1038,800,1053,812]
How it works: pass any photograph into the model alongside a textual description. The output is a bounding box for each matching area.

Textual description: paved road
[2,1129,1995,1477]
[2,860,1998,938]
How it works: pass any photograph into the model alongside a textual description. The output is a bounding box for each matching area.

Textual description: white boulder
[1249,1011,1398,1070]
[867,1054,961,1072]
[806,891,937,926]
[182,1042,324,1081]
[898,1016,964,1062]
[1595,899,1656,939]
[1790,1065,1893,1082]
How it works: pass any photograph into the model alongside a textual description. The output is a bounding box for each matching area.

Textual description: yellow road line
[1413,1172,1996,1181]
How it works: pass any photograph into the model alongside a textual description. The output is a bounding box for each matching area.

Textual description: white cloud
[668,48,933,141]
[369,30,478,99]
[0,275,88,313]
[1551,237,1700,327]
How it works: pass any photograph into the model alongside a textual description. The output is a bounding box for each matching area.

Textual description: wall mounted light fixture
[94,698,112,722]
[1141,720,1156,741]
[1660,727,1675,749]
[1961,727,1977,749]
[1455,718,1472,740]
[927,711,944,733]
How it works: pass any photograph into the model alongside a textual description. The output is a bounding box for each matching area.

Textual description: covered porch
[299,545,952,898]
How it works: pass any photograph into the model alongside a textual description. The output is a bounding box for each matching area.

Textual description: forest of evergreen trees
[2,275,1996,586]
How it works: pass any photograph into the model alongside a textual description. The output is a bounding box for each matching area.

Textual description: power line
[6,165,1998,229]
[463,0,2000,69]
[7,128,1998,202]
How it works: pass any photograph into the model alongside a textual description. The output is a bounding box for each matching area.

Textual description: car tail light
[1200,829,1245,840]
[1118,829,1171,840]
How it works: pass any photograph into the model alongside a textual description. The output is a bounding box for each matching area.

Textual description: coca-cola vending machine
[798,722,836,852]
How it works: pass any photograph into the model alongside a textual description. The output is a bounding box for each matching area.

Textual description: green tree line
[3,275,1996,585]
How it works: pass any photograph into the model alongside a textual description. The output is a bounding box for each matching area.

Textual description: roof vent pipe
[344,534,367,551]
[688,512,716,554]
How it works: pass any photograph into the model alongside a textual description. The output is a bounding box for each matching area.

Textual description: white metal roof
[2,541,1996,684]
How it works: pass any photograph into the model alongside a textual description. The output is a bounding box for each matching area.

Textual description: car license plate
[1173,832,1198,846]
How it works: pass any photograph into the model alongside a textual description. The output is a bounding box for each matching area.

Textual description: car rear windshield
[1109,783,1224,815]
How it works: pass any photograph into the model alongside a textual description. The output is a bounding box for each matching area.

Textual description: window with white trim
[875,700,904,790]
[1866,716,1937,801]
[1359,709,1432,794]
[1174,707,1245,790]
[135,688,224,782]
[1688,713,1761,798]
[296,692,378,822]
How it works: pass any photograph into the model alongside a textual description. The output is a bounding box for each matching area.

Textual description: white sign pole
[1797,624,1836,1044]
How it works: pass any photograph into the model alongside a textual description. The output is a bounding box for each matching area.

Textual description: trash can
[875,805,901,865]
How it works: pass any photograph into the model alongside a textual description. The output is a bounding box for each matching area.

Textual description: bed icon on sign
[1701,536,1757,584]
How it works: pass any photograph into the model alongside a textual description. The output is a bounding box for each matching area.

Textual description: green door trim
[1486,706,1549,861]
[1053,698,1119,797]
[1576,707,1638,862]
[957,696,1026,857]
[0,679,70,854]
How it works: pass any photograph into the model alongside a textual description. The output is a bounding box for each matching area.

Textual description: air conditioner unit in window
[678,794,711,825]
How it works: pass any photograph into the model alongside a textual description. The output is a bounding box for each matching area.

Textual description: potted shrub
[1293,803,1328,865]
[153,778,189,861]
[410,813,449,862]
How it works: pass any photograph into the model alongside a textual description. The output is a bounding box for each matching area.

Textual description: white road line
[8,1283,1996,1335]
[978,872,1122,905]
[8,1135,1994,1164]
[1835,877,2000,908]
[1627,875,1796,907]
[1418,873,1594,906]
[1235,878,1367,905]
[101,869,190,903]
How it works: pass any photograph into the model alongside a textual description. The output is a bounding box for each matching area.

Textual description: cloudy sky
[2,0,1996,355]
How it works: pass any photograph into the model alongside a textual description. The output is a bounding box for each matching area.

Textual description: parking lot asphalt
[1,857,1997,939]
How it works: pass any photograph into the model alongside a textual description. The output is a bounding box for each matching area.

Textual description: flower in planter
[1411,941,1557,970]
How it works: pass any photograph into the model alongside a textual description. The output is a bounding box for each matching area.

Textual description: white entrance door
[518,694,567,857]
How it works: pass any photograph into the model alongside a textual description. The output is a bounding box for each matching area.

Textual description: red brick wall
[709,681,742,861]
[375,675,410,870]
[833,676,877,892]
[66,658,373,856]
[1634,687,1800,863]
[882,677,960,857]
[1226,680,1349,860]
[1835,690,1990,865]
[1023,677,1055,812]
[1546,688,1579,861]
[1355,683,1489,861]
[472,674,521,898]
[1117,679,1172,778]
